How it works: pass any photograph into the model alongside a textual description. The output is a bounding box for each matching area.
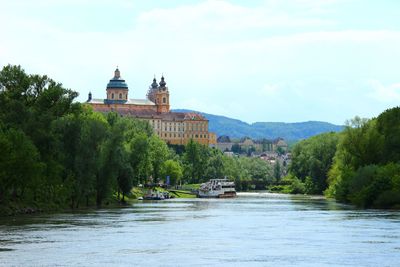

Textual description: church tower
[105,68,129,103]
[147,77,158,103]
[155,76,170,113]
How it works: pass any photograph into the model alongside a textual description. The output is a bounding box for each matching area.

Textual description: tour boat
[197,178,236,198]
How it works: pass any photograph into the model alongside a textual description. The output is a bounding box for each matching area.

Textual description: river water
[0,193,399,266]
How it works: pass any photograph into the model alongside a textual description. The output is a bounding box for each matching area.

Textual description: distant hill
[173,109,344,141]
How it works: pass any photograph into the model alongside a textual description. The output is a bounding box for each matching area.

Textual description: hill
[173,109,344,140]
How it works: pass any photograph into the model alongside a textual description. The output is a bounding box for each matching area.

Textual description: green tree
[289,132,339,194]
[205,149,225,179]
[130,133,152,185]
[231,143,241,154]
[183,139,210,183]
[149,135,170,181]
[327,109,400,208]
[0,128,43,202]
[160,160,183,186]
[274,161,282,181]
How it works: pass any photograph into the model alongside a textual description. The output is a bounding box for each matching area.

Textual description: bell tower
[155,76,170,113]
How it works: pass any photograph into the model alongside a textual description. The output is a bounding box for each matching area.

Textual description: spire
[159,75,166,88]
[114,67,120,79]
[151,77,158,89]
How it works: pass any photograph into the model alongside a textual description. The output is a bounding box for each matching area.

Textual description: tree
[130,133,152,185]
[183,139,210,183]
[205,150,225,179]
[231,143,241,154]
[327,109,400,208]
[0,128,43,202]
[376,107,400,163]
[289,132,339,194]
[274,161,281,181]
[149,135,170,181]
[160,160,183,186]
[117,164,133,202]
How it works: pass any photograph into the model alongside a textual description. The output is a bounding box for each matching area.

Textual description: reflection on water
[0,193,399,266]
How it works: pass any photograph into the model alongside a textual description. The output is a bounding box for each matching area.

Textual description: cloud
[136,0,334,35]
[259,84,281,96]
[367,80,400,103]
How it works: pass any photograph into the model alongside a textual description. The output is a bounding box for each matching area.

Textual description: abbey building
[86,68,217,146]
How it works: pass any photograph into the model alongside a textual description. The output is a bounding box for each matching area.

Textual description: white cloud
[367,80,400,103]
[259,84,280,96]
[137,0,333,35]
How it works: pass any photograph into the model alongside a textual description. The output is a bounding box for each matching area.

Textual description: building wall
[106,89,128,100]
[216,142,234,151]
[146,118,210,145]
[91,103,157,112]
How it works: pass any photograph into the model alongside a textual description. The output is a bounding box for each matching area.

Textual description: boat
[197,178,236,198]
[143,190,171,200]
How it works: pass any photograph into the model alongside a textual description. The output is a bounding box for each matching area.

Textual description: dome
[107,68,128,89]
[159,76,166,88]
[151,77,158,89]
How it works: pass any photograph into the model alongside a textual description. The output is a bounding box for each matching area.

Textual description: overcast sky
[1,0,400,124]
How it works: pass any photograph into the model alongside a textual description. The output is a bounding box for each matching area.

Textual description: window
[126,94,128,99]
[112,93,114,99]
[119,93,122,99]
[163,97,166,103]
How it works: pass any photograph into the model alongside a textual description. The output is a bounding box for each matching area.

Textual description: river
[0,193,399,266]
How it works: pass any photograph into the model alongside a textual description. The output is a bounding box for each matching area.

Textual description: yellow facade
[87,68,215,146]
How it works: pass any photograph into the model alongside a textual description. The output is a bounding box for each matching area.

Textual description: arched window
[112,93,114,99]
[119,93,122,99]
[163,97,166,103]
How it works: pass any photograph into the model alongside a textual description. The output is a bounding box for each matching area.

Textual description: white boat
[197,179,236,198]
[143,190,169,200]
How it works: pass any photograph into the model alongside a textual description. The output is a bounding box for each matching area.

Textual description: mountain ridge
[173,109,344,140]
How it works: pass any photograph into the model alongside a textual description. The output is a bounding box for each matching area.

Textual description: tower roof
[151,77,158,89]
[159,75,166,88]
[107,68,128,89]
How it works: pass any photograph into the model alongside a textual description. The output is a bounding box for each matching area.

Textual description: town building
[87,68,216,146]
[216,136,288,154]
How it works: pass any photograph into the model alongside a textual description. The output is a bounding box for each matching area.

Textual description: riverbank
[0,186,199,216]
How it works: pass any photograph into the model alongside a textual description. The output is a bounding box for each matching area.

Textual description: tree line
[0,65,277,213]
[285,109,400,208]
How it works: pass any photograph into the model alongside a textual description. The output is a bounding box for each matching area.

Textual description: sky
[1,0,400,124]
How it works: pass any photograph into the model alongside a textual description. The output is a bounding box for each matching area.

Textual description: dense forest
[0,65,278,214]
[286,111,400,209]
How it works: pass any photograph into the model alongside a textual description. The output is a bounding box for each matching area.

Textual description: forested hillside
[173,109,343,140]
